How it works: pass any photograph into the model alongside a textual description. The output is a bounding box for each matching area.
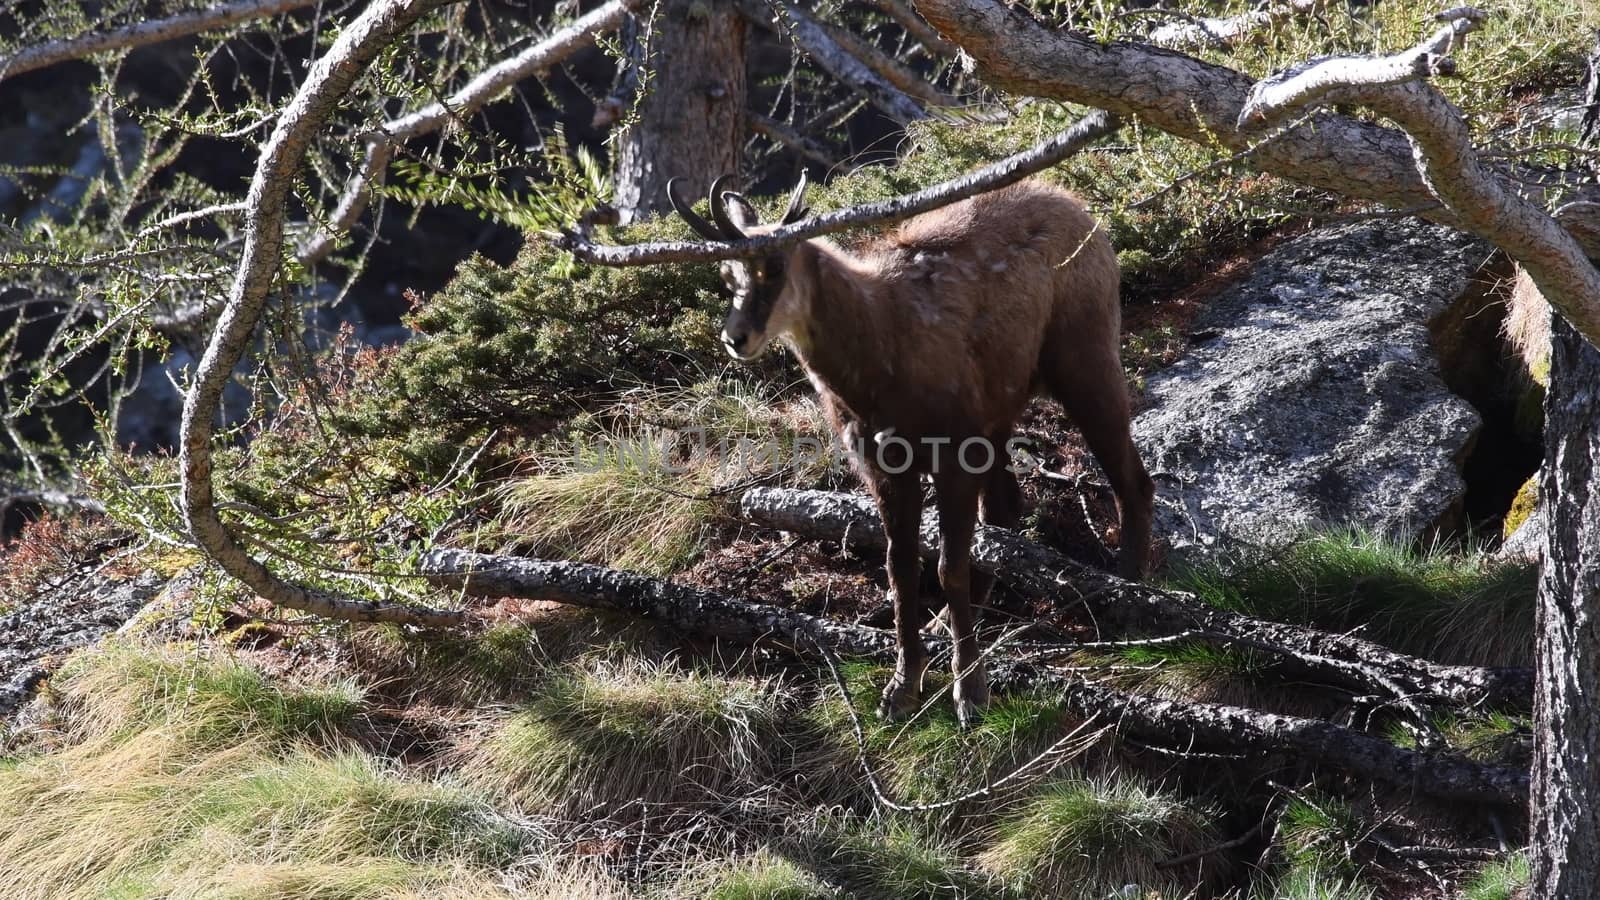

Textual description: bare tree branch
[818,18,962,109]
[178,0,468,628]
[907,0,1600,257]
[867,0,956,58]
[741,0,930,125]
[0,0,320,82]
[555,107,1120,264]
[296,0,638,265]
[1237,7,1600,349]
[751,113,850,171]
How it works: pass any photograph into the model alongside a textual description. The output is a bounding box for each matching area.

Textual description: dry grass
[491,378,833,576]
[462,656,790,815]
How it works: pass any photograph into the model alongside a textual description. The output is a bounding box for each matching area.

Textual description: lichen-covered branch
[421,547,1528,806]
[296,0,637,265]
[178,0,467,627]
[0,0,319,81]
[738,487,1532,711]
[556,107,1120,264]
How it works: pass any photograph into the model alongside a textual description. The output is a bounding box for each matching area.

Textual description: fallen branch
[0,0,318,81]
[738,487,1533,711]
[420,547,1529,806]
[554,107,1120,264]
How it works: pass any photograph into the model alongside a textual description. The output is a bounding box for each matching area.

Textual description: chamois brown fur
[672,175,1153,726]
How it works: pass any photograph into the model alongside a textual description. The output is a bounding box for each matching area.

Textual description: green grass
[1165,529,1538,667]
[977,776,1216,899]
[809,661,1091,812]
[680,851,837,900]
[1392,711,1530,766]
[464,657,788,813]
[811,815,1005,900]
[1464,853,1531,900]
[1278,793,1366,879]
[1254,865,1377,900]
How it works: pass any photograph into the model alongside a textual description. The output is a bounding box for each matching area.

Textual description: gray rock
[1132,219,1489,567]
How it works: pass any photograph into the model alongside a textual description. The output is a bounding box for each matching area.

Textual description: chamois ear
[781,170,810,225]
[720,191,762,231]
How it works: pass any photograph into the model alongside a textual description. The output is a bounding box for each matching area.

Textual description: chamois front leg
[874,471,928,721]
[935,470,989,728]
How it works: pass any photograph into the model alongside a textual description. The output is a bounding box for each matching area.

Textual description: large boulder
[1132,219,1490,567]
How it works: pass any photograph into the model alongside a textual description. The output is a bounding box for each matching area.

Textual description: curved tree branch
[0,0,319,82]
[555,107,1120,264]
[907,0,1600,261]
[1237,7,1600,351]
[179,0,467,627]
[296,0,637,265]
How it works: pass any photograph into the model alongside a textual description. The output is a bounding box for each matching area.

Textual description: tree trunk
[612,0,747,220]
[1532,314,1600,896]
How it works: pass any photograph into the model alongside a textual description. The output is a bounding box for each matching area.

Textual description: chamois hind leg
[871,470,929,721]
[933,469,989,728]
[1044,348,1155,580]
[971,462,1022,607]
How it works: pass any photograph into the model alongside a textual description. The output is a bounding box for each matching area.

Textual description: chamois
[670,173,1153,726]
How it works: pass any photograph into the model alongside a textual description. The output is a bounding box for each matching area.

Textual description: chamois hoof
[952,670,991,730]
[878,676,922,722]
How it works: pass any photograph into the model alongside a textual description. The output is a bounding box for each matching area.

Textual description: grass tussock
[490,379,833,576]
[811,815,1004,900]
[977,775,1216,899]
[1278,793,1366,880]
[464,657,788,814]
[1464,853,1531,900]
[49,641,364,750]
[674,850,836,900]
[0,724,520,900]
[1166,529,1538,667]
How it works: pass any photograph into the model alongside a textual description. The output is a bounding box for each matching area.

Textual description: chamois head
[668,173,810,360]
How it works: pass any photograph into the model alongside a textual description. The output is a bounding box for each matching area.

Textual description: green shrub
[333,217,742,474]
